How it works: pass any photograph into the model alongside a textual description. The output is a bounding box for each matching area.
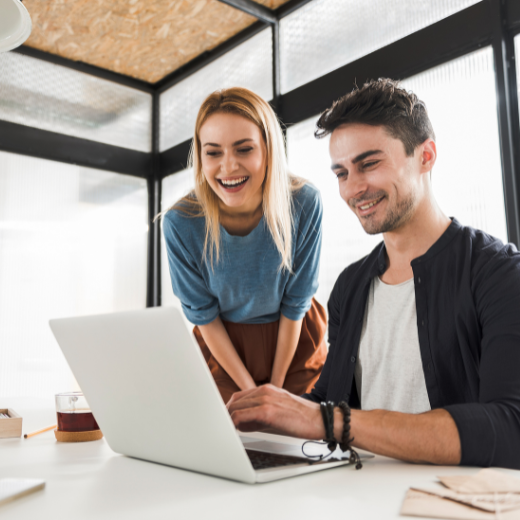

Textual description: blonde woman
[163,87,327,404]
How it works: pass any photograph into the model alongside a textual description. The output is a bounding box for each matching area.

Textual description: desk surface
[1,398,519,520]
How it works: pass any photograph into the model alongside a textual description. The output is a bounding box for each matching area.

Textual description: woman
[163,87,327,403]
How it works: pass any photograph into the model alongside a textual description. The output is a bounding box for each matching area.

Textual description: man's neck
[380,200,451,285]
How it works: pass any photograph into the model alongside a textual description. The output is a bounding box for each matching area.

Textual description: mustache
[348,191,386,208]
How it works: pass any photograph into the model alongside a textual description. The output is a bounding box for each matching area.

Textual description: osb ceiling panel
[23,0,292,84]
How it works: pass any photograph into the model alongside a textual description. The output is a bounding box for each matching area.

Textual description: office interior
[1,0,520,401]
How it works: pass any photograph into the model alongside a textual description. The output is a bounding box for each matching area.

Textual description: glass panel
[287,46,507,309]
[161,169,195,307]
[287,119,381,308]
[0,52,152,152]
[160,29,273,152]
[0,152,148,398]
[280,0,481,93]
[401,47,507,242]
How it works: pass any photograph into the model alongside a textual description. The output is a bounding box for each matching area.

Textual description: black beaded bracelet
[338,401,362,470]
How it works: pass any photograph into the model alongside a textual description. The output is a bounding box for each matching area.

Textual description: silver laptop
[49,306,369,483]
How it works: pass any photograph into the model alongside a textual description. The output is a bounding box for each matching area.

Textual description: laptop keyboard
[245,449,314,470]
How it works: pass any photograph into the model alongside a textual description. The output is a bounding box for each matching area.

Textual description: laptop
[49,306,370,483]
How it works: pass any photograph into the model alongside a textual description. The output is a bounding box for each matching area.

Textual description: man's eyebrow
[352,149,383,164]
[202,138,253,147]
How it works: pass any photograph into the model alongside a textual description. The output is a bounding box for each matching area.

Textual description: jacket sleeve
[444,243,520,469]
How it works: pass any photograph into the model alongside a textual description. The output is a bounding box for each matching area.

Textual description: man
[227,78,520,469]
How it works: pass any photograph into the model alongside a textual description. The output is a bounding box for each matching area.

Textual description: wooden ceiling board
[22,0,290,84]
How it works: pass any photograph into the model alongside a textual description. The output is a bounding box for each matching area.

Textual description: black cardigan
[303,219,520,469]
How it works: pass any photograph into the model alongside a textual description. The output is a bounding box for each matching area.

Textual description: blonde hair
[171,87,305,271]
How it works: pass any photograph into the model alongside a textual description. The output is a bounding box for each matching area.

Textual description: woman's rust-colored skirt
[193,298,328,404]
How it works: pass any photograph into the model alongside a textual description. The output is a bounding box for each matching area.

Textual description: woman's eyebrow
[202,138,254,147]
[232,138,253,146]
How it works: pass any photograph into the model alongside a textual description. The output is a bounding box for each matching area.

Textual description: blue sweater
[163,183,322,325]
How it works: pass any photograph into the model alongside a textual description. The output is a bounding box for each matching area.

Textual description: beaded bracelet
[338,401,363,470]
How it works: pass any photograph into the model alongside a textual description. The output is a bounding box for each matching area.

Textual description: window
[0,152,148,398]
[159,29,273,152]
[280,0,481,93]
[0,52,152,152]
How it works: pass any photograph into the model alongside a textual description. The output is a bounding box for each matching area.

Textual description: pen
[24,425,57,439]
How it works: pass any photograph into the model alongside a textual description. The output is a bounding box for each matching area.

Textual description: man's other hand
[227,384,325,440]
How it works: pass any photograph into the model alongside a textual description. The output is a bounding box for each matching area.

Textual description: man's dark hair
[315,78,435,156]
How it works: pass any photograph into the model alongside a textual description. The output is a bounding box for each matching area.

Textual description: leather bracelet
[320,401,337,451]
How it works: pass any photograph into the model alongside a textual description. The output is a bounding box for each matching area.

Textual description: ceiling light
[0,0,32,53]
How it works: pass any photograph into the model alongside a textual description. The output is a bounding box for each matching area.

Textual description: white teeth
[359,198,382,210]
[220,177,247,186]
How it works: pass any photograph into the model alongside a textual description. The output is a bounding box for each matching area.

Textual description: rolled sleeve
[280,187,323,321]
[445,244,520,469]
[163,212,219,325]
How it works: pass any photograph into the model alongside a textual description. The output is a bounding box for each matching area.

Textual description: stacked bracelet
[319,400,362,470]
[320,401,337,452]
[338,401,362,470]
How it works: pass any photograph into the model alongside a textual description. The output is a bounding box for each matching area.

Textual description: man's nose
[221,152,238,174]
[342,171,367,202]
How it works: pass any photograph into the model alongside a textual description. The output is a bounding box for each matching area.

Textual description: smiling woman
[161,87,327,403]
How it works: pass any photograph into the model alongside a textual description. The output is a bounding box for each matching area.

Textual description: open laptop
[49,306,370,483]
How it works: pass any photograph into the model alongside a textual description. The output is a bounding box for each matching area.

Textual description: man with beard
[227,79,520,469]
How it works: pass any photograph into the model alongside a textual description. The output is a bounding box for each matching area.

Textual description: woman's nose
[220,152,238,174]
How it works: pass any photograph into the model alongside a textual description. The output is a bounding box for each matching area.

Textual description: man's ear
[419,138,437,174]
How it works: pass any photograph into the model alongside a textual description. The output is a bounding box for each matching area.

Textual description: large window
[159,29,273,152]
[0,53,152,152]
[0,152,148,398]
[287,47,507,308]
[280,0,481,93]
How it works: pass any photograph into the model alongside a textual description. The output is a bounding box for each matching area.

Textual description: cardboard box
[0,409,22,438]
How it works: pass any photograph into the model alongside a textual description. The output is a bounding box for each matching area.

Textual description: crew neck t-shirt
[355,276,431,414]
[162,183,322,326]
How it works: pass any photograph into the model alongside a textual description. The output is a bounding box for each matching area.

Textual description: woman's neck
[219,197,264,237]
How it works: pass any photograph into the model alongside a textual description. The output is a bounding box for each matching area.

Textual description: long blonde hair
[172,87,304,271]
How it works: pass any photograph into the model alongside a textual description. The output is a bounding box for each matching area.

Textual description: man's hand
[227,384,325,440]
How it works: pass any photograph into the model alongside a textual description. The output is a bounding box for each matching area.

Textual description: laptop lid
[50,306,256,484]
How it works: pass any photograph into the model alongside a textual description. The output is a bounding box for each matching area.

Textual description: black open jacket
[303,219,520,469]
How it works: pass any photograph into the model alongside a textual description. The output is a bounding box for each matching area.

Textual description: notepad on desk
[0,479,45,506]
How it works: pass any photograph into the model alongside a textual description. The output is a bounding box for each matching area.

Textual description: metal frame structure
[1,0,520,308]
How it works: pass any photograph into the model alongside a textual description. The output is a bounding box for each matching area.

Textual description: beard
[350,189,416,235]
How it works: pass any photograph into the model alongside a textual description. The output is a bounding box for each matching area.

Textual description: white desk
[2,398,519,520]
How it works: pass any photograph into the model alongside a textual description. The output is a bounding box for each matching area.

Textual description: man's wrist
[333,407,344,442]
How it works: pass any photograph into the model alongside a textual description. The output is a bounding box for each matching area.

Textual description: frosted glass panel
[287,47,507,308]
[161,169,195,306]
[0,52,152,152]
[280,0,481,93]
[160,29,273,151]
[287,120,380,308]
[401,47,507,242]
[0,152,148,398]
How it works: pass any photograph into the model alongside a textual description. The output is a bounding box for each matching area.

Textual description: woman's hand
[227,384,325,440]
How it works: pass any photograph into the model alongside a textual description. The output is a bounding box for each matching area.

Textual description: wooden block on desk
[0,409,23,439]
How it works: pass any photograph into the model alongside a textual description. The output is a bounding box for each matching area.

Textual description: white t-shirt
[355,276,431,414]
